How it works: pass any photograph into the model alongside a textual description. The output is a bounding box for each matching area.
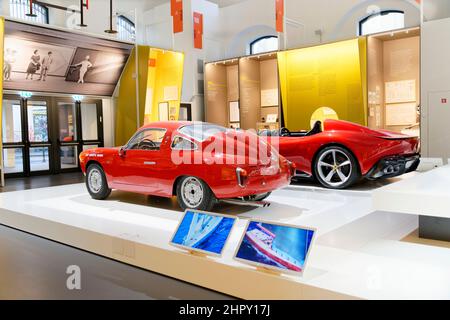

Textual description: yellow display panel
[144,49,184,124]
[115,46,150,146]
[278,38,368,131]
[0,17,4,183]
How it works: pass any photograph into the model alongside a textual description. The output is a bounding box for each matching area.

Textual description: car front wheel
[314,146,360,189]
[86,164,112,200]
[176,176,217,211]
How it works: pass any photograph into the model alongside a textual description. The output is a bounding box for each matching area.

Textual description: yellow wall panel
[359,37,368,125]
[278,38,368,131]
[116,46,184,146]
[115,46,150,146]
[144,49,184,124]
[0,17,4,182]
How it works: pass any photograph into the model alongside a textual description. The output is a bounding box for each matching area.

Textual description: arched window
[359,10,405,36]
[250,36,278,55]
[117,15,136,42]
[9,0,49,24]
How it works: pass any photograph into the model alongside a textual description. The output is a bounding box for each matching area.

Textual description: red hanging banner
[193,12,203,49]
[276,0,284,33]
[171,0,183,33]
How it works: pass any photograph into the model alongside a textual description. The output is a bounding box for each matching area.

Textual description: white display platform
[0,181,450,299]
[373,165,450,218]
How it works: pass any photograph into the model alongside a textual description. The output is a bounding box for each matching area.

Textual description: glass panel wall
[58,102,77,142]
[3,148,23,174]
[81,103,98,141]
[2,99,22,143]
[60,146,78,169]
[29,147,49,172]
[27,101,49,143]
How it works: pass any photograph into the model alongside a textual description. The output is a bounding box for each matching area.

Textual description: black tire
[253,192,272,201]
[86,163,112,200]
[176,176,217,211]
[313,146,360,189]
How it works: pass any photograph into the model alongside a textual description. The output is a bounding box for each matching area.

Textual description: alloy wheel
[88,168,103,193]
[317,149,352,188]
[181,177,204,208]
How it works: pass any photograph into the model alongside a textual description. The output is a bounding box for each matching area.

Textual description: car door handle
[144,161,157,165]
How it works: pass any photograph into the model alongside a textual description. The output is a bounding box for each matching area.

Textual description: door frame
[180,103,193,121]
[52,97,104,174]
[2,94,53,178]
[2,94,104,178]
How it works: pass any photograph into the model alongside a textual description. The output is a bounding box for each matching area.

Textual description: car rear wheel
[314,146,360,189]
[176,176,217,211]
[86,164,112,200]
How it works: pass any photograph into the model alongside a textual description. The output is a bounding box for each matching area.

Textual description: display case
[205,53,280,131]
[204,59,240,128]
[367,27,420,137]
[239,53,280,130]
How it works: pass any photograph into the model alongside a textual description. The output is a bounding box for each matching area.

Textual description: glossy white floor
[0,174,449,300]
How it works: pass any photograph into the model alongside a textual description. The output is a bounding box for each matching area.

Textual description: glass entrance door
[2,99,24,175]
[27,100,51,173]
[2,96,52,177]
[57,102,79,170]
[2,95,103,177]
[80,102,103,151]
[54,98,103,173]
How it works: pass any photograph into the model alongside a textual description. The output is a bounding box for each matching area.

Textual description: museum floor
[0,173,233,300]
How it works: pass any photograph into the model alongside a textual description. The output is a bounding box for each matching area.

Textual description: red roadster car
[80,122,293,211]
[264,120,420,189]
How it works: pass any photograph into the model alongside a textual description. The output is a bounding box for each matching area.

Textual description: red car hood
[323,120,418,140]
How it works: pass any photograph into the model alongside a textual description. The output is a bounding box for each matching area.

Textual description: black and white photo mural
[3,20,133,96]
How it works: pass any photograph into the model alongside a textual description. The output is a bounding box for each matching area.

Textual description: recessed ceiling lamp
[25,0,37,17]
[105,0,118,34]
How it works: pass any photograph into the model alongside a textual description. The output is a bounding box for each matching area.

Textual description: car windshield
[179,124,227,142]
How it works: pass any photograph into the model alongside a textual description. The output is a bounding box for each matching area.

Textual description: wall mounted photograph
[3,20,133,96]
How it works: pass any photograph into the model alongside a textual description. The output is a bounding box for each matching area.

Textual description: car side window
[171,136,197,150]
[127,129,166,151]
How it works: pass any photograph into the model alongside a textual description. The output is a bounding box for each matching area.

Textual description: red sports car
[80,122,294,211]
[264,120,420,189]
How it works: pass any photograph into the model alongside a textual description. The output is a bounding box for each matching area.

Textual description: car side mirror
[119,147,127,157]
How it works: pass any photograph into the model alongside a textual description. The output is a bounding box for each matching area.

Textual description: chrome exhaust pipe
[221,199,271,208]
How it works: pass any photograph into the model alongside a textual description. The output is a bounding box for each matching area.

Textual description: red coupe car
[80,122,294,211]
[264,120,420,189]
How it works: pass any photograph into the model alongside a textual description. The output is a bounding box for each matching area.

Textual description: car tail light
[236,168,248,187]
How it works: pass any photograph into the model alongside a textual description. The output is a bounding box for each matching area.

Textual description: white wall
[139,0,421,121]
[424,0,450,22]
[143,0,223,121]
[421,17,450,160]
[1,0,153,44]
[219,0,421,58]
